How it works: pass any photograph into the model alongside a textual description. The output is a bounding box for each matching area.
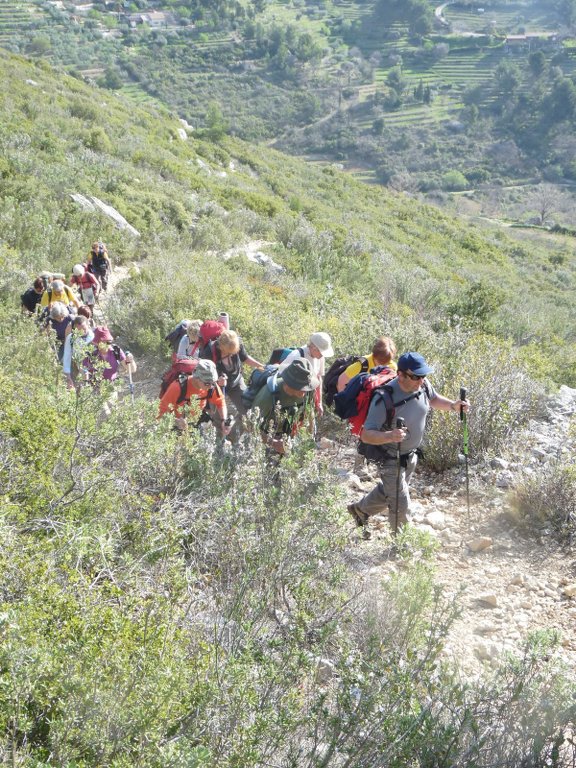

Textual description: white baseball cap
[309,332,334,358]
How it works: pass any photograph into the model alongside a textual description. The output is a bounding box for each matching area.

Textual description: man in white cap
[277,331,333,416]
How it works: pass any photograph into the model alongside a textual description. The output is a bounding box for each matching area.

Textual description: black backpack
[92,245,108,271]
[323,355,369,408]
[267,347,305,365]
[164,321,190,352]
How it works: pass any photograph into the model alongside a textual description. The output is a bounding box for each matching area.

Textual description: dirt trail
[321,395,576,678]
[99,266,576,677]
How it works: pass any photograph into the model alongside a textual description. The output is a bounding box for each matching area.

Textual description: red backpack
[159,359,199,399]
[333,366,397,436]
[199,320,225,347]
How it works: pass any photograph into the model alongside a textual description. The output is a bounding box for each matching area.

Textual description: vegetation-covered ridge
[4,0,576,199]
[0,48,575,384]
[0,48,575,766]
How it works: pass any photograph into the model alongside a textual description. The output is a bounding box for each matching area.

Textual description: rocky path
[98,268,576,676]
[328,386,576,678]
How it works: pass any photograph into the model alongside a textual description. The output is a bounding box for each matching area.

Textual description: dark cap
[281,358,319,392]
[397,352,434,376]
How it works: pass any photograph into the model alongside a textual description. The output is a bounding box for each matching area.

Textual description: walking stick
[394,416,406,535]
[460,386,470,520]
[127,369,135,404]
[125,350,135,404]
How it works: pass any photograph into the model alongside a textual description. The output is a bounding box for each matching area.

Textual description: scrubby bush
[515,458,576,543]
[422,333,547,471]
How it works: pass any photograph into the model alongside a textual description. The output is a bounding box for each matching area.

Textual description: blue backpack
[242,365,280,410]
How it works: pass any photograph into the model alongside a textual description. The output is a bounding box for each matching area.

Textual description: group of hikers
[21,241,136,389]
[22,243,471,536]
[159,318,470,536]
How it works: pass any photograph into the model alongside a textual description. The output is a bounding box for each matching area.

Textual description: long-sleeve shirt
[62,330,95,375]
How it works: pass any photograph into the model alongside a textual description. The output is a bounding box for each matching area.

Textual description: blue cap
[397,352,434,376]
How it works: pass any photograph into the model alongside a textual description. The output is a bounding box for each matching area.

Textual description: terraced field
[119,82,166,109]
[429,47,504,89]
[445,1,556,33]
[0,0,47,48]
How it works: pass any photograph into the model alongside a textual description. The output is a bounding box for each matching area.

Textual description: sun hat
[309,332,334,358]
[93,326,114,344]
[282,358,320,392]
[192,359,218,386]
[397,352,434,376]
[72,264,85,277]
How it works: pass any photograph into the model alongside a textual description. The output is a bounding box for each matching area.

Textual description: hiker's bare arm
[245,355,265,369]
[337,371,350,392]
[360,426,407,445]
[120,353,137,374]
[430,395,470,413]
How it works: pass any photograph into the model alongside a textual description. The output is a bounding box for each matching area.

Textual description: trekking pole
[394,416,406,535]
[460,386,470,520]
[126,351,135,404]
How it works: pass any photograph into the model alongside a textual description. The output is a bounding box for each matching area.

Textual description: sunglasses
[402,370,426,381]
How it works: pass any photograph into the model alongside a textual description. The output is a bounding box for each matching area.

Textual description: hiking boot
[347,502,369,528]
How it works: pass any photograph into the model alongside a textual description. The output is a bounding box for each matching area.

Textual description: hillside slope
[0,49,575,766]
[1,48,575,379]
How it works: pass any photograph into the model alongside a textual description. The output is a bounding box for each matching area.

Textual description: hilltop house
[73,2,94,13]
[127,10,168,27]
[504,33,560,52]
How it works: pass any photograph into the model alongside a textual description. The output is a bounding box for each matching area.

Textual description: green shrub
[422,333,547,471]
[514,459,576,543]
[440,170,468,191]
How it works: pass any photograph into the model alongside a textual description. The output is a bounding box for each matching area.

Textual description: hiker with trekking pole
[347,352,470,537]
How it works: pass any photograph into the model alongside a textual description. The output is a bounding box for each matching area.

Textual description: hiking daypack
[198,320,225,348]
[45,286,74,305]
[268,347,304,365]
[242,364,280,410]
[323,355,369,408]
[333,366,397,436]
[159,359,199,399]
[165,320,190,352]
[357,380,432,461]
[91,245,108,271]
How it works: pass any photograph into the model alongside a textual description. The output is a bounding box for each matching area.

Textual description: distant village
[46,0,572,50]
[47,0,192,36]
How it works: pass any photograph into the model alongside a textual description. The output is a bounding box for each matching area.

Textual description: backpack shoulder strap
[372,385,395,430]
[176,374,189,405]
[372,383,430,430]
[298,347,305,357]
[266,371,279,393]
[360,356,369,373]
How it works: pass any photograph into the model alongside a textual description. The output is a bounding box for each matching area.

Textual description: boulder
[424,510,447,530]
[467,536,493,553]
[476,593,498,608]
